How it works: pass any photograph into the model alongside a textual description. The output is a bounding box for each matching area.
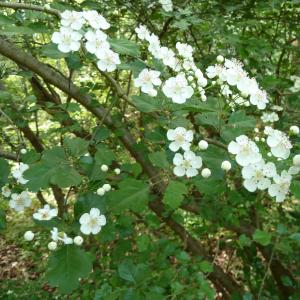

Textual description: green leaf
[199,261,213,273]
[148,151,170,169]
[0,158,10,186]
[118,261,149,283]
[64,137,89,156]
[0,209,6,230]
[290,233,300,245]
[50,166,82,188]
[131,95,162,113]
[1,25,36,35]
[253,230,272,246]
[0,14,15,25]
[109,38,140,57]
[40,43,68,59]
[107,179,149,213]
[163,180,188,209]
[94,144,115,165]
[291,181,300,200]
[46,245,92,294]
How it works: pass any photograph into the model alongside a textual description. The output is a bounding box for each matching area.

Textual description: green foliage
[253,230,272,246]
[109,38,140,57]
[46,245,92,293]
[163,180,188,209]
[0,158,10,187]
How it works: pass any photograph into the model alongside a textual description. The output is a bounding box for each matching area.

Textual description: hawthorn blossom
[241,161,276,192]
[228,135,262,166]
[266,128,292,159]
[268,170,292,202]
[135,25,150,40]
[12,162,29,184]
[60,10,85,30]
[249,89,268,110]
[97,49,120,72]
[162,74,194,104]
[176,42,193,59]
[9,191,31,212]
[79,208,106,235]
[173,151,202,178]
[33,204,58,221]
[261,112,279,123]
[52,27,82,53]
[84,30,109,57]
[1,186,11,197]
[83,10,110,30]
[167,127,193,152]
[134,69,161,96]
[159,0,173,12]
[50,227,72,244]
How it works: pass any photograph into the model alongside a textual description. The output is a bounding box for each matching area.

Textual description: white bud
[96,187,105,196]
[293,154,300,167]
[267,152,272,157]
[254,136,260,142]
[254,128,259,133]
[20,148,27,154]
[201,94,207,102]
[101,164,108,172]
[148,89,157,97]
[24,230,34,241]
[216,55,224,63]
[290,125,299,135]
[188,75,194,82]
[261,137,265,142]
[241,92,249,98]
[211,81,216,86]
[221,161,231,171]
[114,168,121,175]
[74,236,83,246]
[48,241,57,251]
[102,183,111,192]
[198,140,208,150]
[201,168,211,178]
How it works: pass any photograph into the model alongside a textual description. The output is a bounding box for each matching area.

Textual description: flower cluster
[52,10,120,72]
[9,191,31,212]
[206,58,269,110]
[96,183,111,196]
[261,112,279,123]
[33,204,58,221]
[12,162,29,184]
[79,208,106,235]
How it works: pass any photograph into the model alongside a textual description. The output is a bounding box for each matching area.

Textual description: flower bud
[201,168,211,178]
[198,140,208,150]
[20,148,27,154]
[293,154,300,167]
[103,183,111,192]
[48,241,57,251]
[74,236,83,246]
[97,187,105,196]
[24,230,34,241]
[114,168,121,175]
[101,164,108,172]
[216,55,224,63]
[221,161,231,171]
[290,125,299,135]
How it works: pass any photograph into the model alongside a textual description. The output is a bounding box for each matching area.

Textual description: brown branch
[0,2,60,17]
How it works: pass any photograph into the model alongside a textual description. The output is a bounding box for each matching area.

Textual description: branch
[0,150,17,161]
[0,2,60,17]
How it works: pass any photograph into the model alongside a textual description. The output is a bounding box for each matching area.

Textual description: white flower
[173,151,202,178]
[288,166,300,175]
[290,125,299,135]
[167,127,193,152]
[60,10,85,30]
[201,168,211,178]
[97,49,120,72]
[97,187,105,196]
[198,140,208,150]
[249,89,268,110]
[1,186,11,197]
[159,47,177,68]
[134,69,161,96]
[103,184,111,192]
[83,10,110,30]
[176,42,193,59]
[135,25,150,40]
[52,27,82,53]
[268,170,291,202]
[84,30,109,57]
[24,231,34,241]
[206,65,225,79]
[51,227,59,241]
[74,236,83,246]
[101,164,108,172]
[266,129,292,159]
[159,0,173,12]
[228,135,262,166]
[241,161,276,192]
[48,241,57,251]
[33,204,58,221]
[114,168,121,175]
[221,160,231,171]
[79,208,106,235]
[163,74,194,104]
[12,162,29,184]
[9,191,31,212]
[50,227,72,244]
[293,154,300,167]
[261,112,279,123]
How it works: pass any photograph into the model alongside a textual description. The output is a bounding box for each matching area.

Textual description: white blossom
[135,25,150,40]
[9,191,31,212]
[221,160,231,171]
[52,27,82,53]
[249,89,268,110]
[83,10,110,30]
[293,154,300,167]
[173,151,202,178]
[162,74,194,104]
[84,30,109,57]
[176,42,193,59]
[268,170,291,202]
[79,208,106,235]
[134,69,161,96]
[167,127,193,152]
[228,135,262,166]
[261,112,279,123]
[33,204,58,221]
[12,162,29,184]
[159,0,173,12]
[60,10,85,30]
[1,186,11,197]
[266,128,292,159]
[48,241,57,251]
[97,49,120,72]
